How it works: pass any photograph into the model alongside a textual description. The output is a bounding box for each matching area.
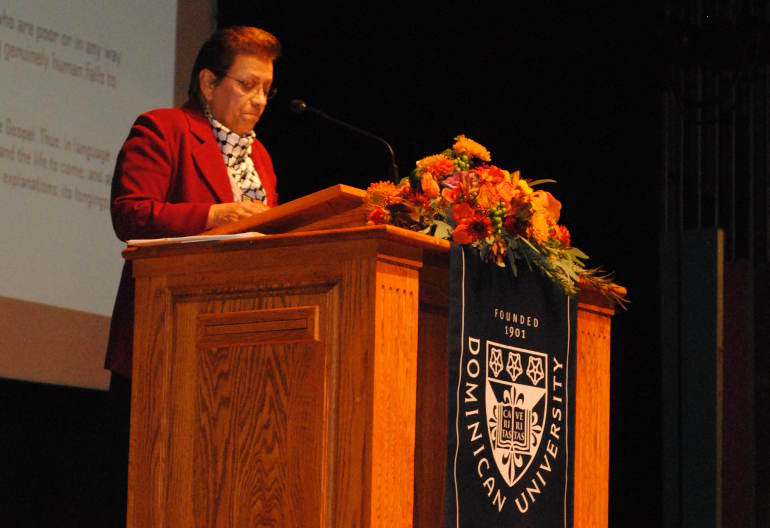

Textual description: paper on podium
[127,232,264,247]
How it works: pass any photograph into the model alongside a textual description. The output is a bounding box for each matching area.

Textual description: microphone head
[289,99,307,114]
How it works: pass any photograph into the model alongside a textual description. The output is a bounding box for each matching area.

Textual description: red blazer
[105,101,278,377]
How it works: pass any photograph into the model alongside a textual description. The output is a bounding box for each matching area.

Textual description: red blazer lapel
[183,103,233,203]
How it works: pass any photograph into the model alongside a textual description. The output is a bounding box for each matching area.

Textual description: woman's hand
[205,201,270,229]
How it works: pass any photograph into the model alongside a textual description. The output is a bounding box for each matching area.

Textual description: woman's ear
[199,69,217,104]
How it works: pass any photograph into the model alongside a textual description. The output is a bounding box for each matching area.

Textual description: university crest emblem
[485,341,548,487]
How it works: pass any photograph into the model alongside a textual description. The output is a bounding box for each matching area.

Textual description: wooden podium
[125,186,617,527]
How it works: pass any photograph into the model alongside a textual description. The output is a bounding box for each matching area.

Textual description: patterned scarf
[206,112,266,203]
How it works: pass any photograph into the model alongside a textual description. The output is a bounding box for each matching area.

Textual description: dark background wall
[1,2,668,526]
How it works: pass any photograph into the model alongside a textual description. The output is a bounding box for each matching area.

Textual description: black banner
[443,244,577,527]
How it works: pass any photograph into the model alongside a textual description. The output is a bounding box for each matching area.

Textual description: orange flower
[495,180,516,203]
[421,173,439,198]
[527,210,551,243]
[367,180,399,195]
[441,186,460,203]
[453,213,492,244]
[452,135,491,162]
[531,190,561,222]
[475,183,498,210]
[366,180,404,206]
[417,154,456,178]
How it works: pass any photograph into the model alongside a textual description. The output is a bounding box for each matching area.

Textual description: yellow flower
[417,154,456,177]
[452,135,491,162]
[517,177,533,196]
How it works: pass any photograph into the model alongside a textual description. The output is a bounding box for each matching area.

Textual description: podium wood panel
[127,227,425,527]
[574,301,613,528]
[414,254,450,528]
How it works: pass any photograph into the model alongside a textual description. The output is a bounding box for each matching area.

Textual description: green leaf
[528,179,558,187]
[565,246,590,260]
[478,242,490,260]
[506,247,519,277]
[432,220,453,240]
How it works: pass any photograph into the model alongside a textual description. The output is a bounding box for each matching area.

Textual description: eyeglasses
[220,73,277,100]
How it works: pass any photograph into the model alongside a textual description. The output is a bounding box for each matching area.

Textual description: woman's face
[200,53,274,135]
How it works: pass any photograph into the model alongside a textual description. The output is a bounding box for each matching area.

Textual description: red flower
[453,213,492,244]
[407,190,432,209]
[451,201,475,223]
[503,215,526,237]
[477,165,508,184]
[367,206,390,225]
[554,224,571,246]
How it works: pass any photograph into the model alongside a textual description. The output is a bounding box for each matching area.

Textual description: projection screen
[0,0,213,389]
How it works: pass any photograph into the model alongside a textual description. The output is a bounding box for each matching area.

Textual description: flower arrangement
[365,135,627,307]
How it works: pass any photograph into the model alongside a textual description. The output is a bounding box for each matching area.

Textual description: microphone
[289,99,399,185]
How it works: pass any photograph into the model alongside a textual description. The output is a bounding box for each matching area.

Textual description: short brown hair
[188,26,281,104]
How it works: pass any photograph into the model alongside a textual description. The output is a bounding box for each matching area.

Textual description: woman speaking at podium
[104,26,281,525]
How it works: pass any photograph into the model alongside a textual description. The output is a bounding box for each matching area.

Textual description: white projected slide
[0,1,176,315]
[0,1,177,388]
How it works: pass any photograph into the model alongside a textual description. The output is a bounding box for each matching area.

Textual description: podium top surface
[124,223,451,261]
